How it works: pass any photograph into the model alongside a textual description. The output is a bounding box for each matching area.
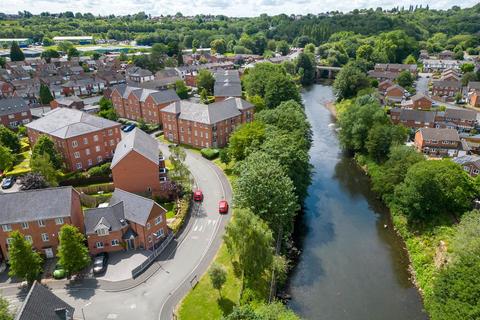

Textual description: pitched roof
[109,189,160,226]
[399,109,436,123]
[419,127,460,141]
[453,155,480,168]
[0,97,29,116]
[445,108,477,121]
[411,93,433,102]
[84,201,127,234]
[15,281,74,320]
[214,81,242,97]
[214,70,241,83]
[432,79,462,88]
[112,85,179,104]
[0,187,76,224]
[25,108,119,139]
[111,128,159,168]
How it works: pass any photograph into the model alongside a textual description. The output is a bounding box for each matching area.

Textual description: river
[286,85,427,320]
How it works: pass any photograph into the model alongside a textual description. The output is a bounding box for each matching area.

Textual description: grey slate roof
[162,98,251,124]
[445,108,477,121]
[84,201,126,234]
[214,70,240,83]
[15,281,74,320]
[400,109,436,123]
[468,81,480,91]
[0,187,76,224]
[419,127,460,141]
[111,128,159,169]
[109,189,158,226]
[112,85,179,104]
[214,82,242,97]
[25,108,119,139]
[432,80,462,88]
[0,97,29,116]
[453,155,480,167]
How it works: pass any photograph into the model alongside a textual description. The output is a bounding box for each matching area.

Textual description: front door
[44,248,54,259]
[126,238,135,250]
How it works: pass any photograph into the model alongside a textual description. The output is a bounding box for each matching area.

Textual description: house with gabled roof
[111,128,168,196]
[84,188,169,254]
[0,97,31,129]
[15,281,75,320]
[414,127,466,158]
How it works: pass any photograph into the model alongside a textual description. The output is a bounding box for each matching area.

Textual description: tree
[30,153,58,187]
[210,39,226,54]
[365,124,408,163]
[98,98,118,121]
[39,83,54,105]
[57,225,90,274]
[304,43,316,54]
[20,172,49,190]
[175,80,189,99]
[247,95,266,112]
[396,70,414,88]
[41,49,60,63]
[333,62,370,100]
[0,57,5,68]
[0,125,20,153]
[295,52,315,86]
[224,305,260,320]
[197,69,214,94]
[208,263,227,297]
[264,74,301,109]
[0,296,14,320]
[228,122,266,161]
[31,135,61,169]
[276,40,289,56]
[461,63,475,73]
[234,152,298,236]
[151,43,167,65]
[255,302,300,320]
[67,47,80,60]
[200,88,209,104]
[168,146,191,193]
[243,63,286,98]
[403,54,417,64]
[8,231,43,284]
[9,41,25,61]
[224,208,274,286]
[394,160,477,221]
[57,41,74,53]
[461,72,478,87]
[0,145,15,171]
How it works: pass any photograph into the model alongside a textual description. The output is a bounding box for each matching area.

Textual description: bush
[87,162,111,177]
[200,148,219,160]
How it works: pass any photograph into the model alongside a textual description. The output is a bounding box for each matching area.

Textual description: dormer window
[96,227,109,236]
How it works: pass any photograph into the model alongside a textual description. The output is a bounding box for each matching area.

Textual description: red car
[219,200,229,214]
[193,190,203,201]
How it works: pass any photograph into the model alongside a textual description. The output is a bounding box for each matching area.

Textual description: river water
[287,85,427,320]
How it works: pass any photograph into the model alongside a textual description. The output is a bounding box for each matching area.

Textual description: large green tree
[197,69,214,95]
[0,125,20,153]
[57,225,90,274]
[243,63,286,98]
[9,41,25,61]
[295,52,316,86]
[208,263,227,298]
[8,231,43,284]
[264,74,301,109]
[0,296,14,320]
[31,134,61,169]
[333,62,370,100]
[0,145,15,171]
[365,124,408,163]
[30,153,58,187]
[175,80,189,99]
[228,122,266,161]
[39,83,54,105]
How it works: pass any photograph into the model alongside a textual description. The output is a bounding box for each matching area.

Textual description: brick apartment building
[213,70,242,102]
[432,79,462,98]
[161,97,254,148]
[414,127,466,157]
[84,188,169,255]
[110,85,180,124]
[111,128,168,196]
[0,187,84,260]
[26,108,121,171]
[0,97,32,129]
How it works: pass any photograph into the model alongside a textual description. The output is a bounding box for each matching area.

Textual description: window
[154,229,164,239]
[25,235,32,243]
[86,148,91,156]
[97,156,102,163]
[74,151,80,159]
[55,217,64,225]
[95,145,101,152]
[148,235,152,243]
[88,159,93,166]
[154,216,162,225]
[2,224,11,232]
[108,129,113,136]
[96,228,109,236]
[111,239,120,246]
[83,137,88,144]
[76,163,82,170]
[93,135,99,142]
[8,114,14,119]
[110,139,114,146]
[72,140,78,147]
[21,222,29,229]
[38,220,45,227]
[146,223,151,230]
[21,112,27,116]
[95,242,104,249]
[6,238,13,247]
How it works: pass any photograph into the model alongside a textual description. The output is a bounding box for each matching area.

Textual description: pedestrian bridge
[316,65,342,79]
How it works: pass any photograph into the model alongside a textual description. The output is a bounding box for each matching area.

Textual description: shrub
[200,148,219,160]
[87,162,111,177]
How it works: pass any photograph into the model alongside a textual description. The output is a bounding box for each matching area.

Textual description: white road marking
[106,314,118,319]
[130,304,136,309]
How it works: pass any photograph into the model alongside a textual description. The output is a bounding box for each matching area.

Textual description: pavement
[0,138,233,320]
[96,250,150,282]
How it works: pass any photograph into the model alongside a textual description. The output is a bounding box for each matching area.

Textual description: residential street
[2,142,233,320]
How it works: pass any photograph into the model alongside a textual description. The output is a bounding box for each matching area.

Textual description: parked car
[1,177,16,189]
[193,190,203,202]
[168,143,179,148]
[93,252,109,275]
[53,263,66,279]
[122,124,136,132]
[219,200,229,214]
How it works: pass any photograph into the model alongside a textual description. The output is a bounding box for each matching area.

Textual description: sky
[1,0,478,17]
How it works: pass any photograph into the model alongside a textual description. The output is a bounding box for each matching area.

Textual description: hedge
[201,148,219,160]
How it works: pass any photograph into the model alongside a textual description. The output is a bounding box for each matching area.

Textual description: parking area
[95,250,150,282]
[0,179,21,193]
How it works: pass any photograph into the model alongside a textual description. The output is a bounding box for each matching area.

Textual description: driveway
[1,140,233,320]
[96,250,150,282]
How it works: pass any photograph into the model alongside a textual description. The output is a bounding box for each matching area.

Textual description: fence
[131,231,174,278]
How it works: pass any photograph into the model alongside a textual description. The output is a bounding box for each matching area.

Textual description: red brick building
[0,97,32,129]
[401,93,433,110]
[50,96,85,110]
[161,97,254,148]
[84,188,169,255]
[111,128,168,196]
[110,85,180,124]
[26,108,121,171]
[0,187,84,260]
[390,108,436,129]
[414,127,465,157]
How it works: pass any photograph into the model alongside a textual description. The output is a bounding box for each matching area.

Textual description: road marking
[106,314,118,319]
[130,304,136,309]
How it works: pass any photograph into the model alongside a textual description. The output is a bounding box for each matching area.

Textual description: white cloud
[3,0,478,17]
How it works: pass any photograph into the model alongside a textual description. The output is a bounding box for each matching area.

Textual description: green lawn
[161,202,176,219]
[156,135,201,154]
[178,244,242,320]
[6,151,31,176]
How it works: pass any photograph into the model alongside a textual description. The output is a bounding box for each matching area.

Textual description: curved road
[3,143,232,320]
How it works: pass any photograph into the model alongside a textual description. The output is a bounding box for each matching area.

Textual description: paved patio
[96,250,150,282]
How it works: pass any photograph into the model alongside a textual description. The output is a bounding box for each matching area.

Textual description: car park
[1,177,16,190]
